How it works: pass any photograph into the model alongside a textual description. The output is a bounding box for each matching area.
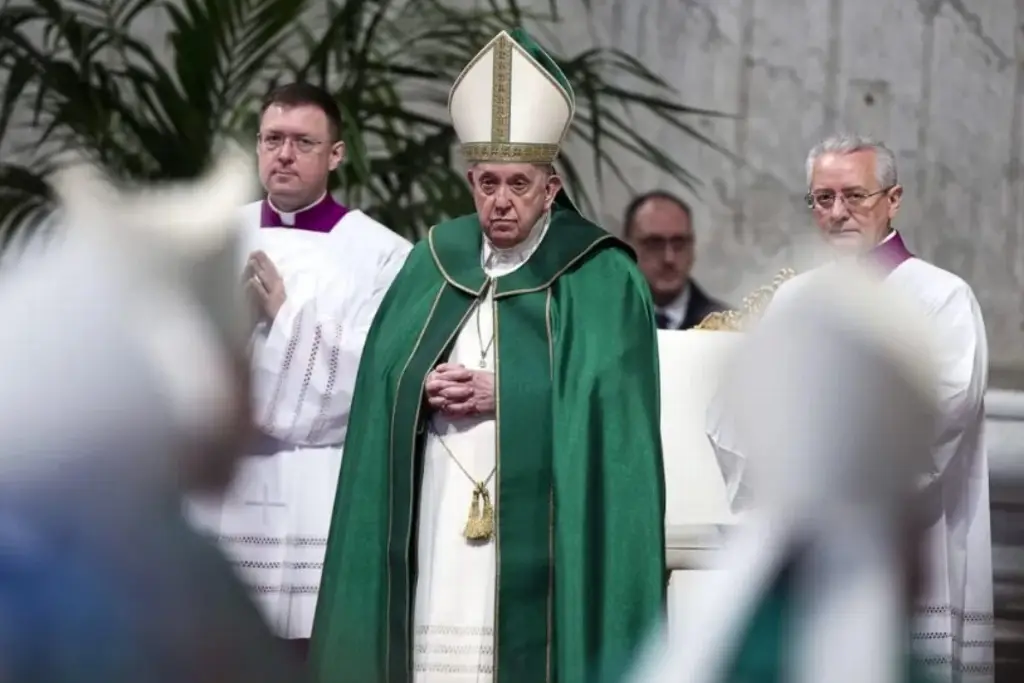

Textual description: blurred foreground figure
[631,266,940,683]
[711,134,992,682]
[0,150,303,683]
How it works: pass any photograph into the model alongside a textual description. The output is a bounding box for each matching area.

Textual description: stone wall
[525,0,1024,376]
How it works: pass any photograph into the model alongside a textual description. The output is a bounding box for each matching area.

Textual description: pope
[310,27,666,683]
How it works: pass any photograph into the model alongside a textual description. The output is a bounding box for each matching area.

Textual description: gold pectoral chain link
[475,280,495,368]
[429,421,496,542]
[475,300,495,369]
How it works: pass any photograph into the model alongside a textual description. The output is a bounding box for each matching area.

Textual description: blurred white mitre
[726,263,939,515]
[0,146,256,476]
[631,263,941,683]
[660,269,793,527]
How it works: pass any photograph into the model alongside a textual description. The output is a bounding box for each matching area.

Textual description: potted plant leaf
[0,0,729,248]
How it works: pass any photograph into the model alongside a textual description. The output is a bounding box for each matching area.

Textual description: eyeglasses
[257,132,323,154]
[635,235,693,253]
[805,186,893,210]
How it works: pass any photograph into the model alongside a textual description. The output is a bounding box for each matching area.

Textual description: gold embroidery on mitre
[450,30,575,165]
[695,268,797,331]
[460,142,561,164]
[491,35,513,143]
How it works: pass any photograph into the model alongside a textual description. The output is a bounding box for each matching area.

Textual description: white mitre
[0,146,256,480]
[633,263,940,683]
[449,27,575,164]
[731,265,938,513]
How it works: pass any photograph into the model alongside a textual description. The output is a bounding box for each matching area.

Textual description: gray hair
[805,133,898,189]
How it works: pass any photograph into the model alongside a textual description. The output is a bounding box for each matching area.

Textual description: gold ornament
[463,481,495,541]
[695,268,797,331]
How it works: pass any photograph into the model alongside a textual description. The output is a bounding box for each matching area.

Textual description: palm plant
[0,0,728,249]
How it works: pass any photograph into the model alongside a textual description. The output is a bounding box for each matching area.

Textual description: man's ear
[887,184,903,220]
[544,174,563,210]
[328,141,345,171]
[465,168,475,187]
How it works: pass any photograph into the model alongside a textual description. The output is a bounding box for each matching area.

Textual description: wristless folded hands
[424,362,496,417]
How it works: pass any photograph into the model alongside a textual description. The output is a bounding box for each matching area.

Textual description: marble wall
[521,0,1024,377]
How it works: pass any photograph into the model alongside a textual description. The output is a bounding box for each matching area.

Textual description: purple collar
[866,230,913,277]
[260,194,348,233]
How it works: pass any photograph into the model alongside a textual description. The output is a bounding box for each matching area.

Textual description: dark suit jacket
[676,280,730,330]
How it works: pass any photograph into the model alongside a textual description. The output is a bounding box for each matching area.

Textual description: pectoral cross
[244,484,287,524]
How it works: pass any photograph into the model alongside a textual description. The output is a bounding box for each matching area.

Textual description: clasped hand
[425,363,495,417]
[244,250,287,321]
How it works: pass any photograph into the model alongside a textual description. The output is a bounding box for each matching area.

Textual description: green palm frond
[0,0,730,247]
[0,162,55,251]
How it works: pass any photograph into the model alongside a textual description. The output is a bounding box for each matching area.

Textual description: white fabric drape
[708,258,994,682]
[188,206,411,638]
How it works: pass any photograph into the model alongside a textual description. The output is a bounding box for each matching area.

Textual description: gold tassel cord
[463,481,495,541]
[428,419,496,544]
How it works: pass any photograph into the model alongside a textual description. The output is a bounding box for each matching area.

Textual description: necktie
[655,312,671,330]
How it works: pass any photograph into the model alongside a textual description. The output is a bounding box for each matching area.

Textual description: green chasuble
[727,566,935,683]
[309,201,666,683]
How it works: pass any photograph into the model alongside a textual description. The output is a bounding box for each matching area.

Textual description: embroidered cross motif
[244,484,287,523]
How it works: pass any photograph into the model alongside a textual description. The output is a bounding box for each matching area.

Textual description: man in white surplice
[188,83,411,647]
[708,133,993,682]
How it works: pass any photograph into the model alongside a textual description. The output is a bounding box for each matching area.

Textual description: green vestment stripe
[727,560,936,683]
[493,289,556,682]
[385,283,478,682]
[382,283,563,683]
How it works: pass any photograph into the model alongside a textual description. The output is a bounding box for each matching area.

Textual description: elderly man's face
[257,104,343,212]
[808,150,902,252]
[467,163,561,249]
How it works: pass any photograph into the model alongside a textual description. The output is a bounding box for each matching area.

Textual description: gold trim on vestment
[545,486,554,682]
[544,289,554,377]
[695,268,797,331]
[384,281,444,681]
[492,290,503,681]
[495,234,617,298]
[426,227,617,300]
[384,282,475,681]
[543,288,555,683]
[427,228,488,297]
